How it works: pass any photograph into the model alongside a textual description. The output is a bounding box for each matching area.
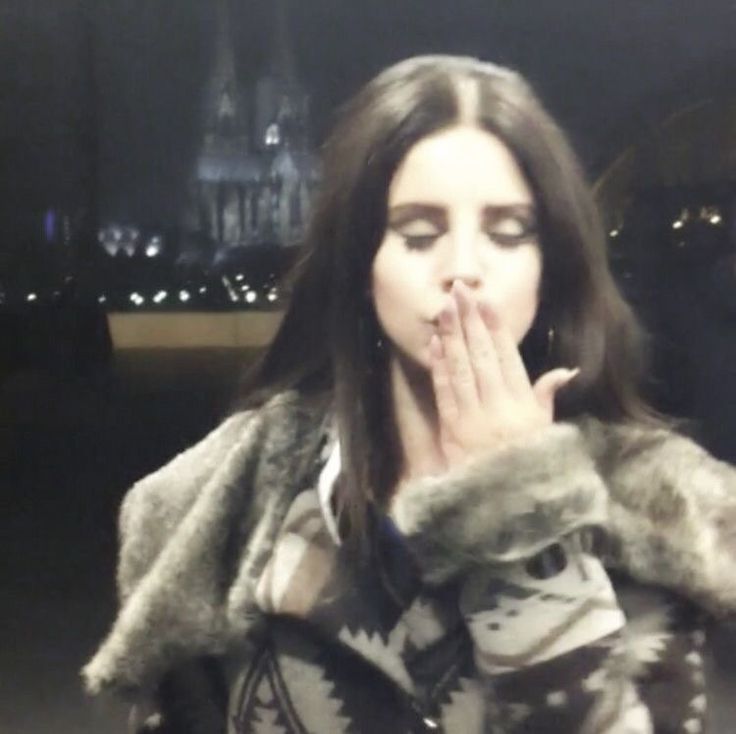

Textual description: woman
[83,56,736,733]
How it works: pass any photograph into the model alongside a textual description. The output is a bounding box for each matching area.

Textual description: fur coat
[82,391,736,733]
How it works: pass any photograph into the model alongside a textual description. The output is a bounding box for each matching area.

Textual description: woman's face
[371,125,543,371]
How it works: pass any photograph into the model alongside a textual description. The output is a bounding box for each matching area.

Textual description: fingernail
[451,281,467,309]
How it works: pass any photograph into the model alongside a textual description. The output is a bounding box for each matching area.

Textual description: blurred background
[2,0,736,731]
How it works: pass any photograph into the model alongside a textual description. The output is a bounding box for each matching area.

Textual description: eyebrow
[387,204,447,228]
[482,203,537,225]
[387,202,536,228]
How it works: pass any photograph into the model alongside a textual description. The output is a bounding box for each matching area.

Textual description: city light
[145,237,163,257]
[26,292,38,302]
[98,295,107,304]
[179,289,191,303]
[99,225,123,256]
[222,276,238,303]
[671,207,691,230]
[153,290,168,304]
[265,123,281,147]
[44,210,56,243]
[609,229,620,238]
[245,290,258,304]
[130,292,145,307]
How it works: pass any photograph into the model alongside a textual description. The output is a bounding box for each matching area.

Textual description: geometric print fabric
[228,485,710,733]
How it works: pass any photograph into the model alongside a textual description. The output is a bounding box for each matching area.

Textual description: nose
[441,273,481,293]
[440,235,483,292]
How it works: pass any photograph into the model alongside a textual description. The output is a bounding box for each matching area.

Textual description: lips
[430,301,453,325]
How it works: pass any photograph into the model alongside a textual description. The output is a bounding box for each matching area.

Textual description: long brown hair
[237,55,657,550]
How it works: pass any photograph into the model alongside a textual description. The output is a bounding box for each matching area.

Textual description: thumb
[533,367,580,411]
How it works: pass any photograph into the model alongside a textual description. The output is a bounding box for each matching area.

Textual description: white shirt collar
[317,436,342,545]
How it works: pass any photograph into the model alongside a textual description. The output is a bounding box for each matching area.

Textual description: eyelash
[400,223,538,251]
[402,234,438,250]
[490,227,538,247]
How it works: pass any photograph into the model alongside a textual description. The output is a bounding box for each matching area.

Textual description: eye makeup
[387,202,538,250]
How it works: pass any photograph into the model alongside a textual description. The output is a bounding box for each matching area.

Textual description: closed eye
[387,204,446,251]
[390,220,444,251]
[486,226,538,247]
[485,211,538,247]
[400,232,440,250]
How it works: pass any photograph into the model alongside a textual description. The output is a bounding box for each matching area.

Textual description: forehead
[388,125,533,207]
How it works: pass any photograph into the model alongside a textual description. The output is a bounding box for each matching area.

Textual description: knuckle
[446,350,463,369]
[439,404,460,424]
[454,371,474,390]
[472,347,493,363]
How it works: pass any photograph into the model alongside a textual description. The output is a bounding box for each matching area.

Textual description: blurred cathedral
[182,0,320,258]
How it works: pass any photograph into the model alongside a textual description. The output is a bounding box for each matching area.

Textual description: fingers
[430,284,576,460]
[452,282,504,403]
[533,367,580,415]
[429,333,459,423]
[436,294,479,412]
[477,299,532,398]
[434,281,572,424]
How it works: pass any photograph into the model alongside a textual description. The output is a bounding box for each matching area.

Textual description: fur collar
[82,393,736,698]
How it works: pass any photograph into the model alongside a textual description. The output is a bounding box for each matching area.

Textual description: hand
[429,281,578,468]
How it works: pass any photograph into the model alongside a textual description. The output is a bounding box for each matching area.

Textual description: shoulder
[117,390,332,600]
[577,416,736,617]
[120,410,257,529]
[575,415,736,516]
[576,415,699,471]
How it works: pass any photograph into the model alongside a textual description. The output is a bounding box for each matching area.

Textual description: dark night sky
[1,0,735,248]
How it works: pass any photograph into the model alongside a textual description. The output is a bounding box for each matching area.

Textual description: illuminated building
[184,0,319,254]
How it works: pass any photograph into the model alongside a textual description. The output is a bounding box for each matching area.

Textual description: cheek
[370,249,402,326]
[372,275,416,336]
[371,242,417,313]
[490,254,542,338]
[371,253,392,310]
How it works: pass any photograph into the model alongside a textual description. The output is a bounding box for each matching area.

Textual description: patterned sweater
[82,392,736,733]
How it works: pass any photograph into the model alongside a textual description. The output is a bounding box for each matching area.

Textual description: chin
[389,342,432,376]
